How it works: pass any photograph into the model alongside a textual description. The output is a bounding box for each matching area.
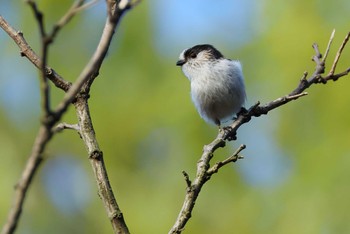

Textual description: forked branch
[0,1,137,234]
[169,31,350,234]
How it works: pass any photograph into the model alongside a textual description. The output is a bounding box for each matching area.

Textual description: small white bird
[176,44,246,127]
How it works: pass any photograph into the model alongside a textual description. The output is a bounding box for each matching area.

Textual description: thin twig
[27,0,51,119]
[323,29,335,63]
[207,145,246,175]
[311,43,325,77]
[54,0,133,117]
[0,16,71,91]
[75,0,101,12]
[328,31,350,76]
[325,67,350,81]
[182,171,192,189]
[50,0,85,40]
[53,122,81,133]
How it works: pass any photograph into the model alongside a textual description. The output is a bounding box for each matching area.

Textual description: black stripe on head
[184,44,224,60]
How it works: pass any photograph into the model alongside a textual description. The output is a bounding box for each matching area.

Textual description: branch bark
[0,1,138,233]
[0,15,71,91]
[1,126,52,234]
[169,31,350,234]
[74,97,129,233]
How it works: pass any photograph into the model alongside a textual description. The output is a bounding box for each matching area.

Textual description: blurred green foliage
[1,1,350,234]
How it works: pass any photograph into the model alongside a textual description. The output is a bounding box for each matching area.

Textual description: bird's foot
[222,126,237,141]
[237,107,248,116]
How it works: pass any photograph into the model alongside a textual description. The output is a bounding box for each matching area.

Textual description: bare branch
[52,122,80,133]
[64,3,136,232]
[328,31,350,76]
[325,67,350,82]
[26,1,46,38]
[74,97,129,233]
[322,29,335,63]
[169,144,246,234]
[1,126,53,234]
[54,1,132,118]
[168,137,226,234]
[225,32,350,141]
[0,16,71,91]
[207,144,246,175]
[169,31,350,234]
[27,0,52,119]
[182,171,192,189]
[50,0,86,40]
[1,1,137,233]
[50,0,101,41]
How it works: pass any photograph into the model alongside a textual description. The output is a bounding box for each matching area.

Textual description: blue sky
[150,0,264,55]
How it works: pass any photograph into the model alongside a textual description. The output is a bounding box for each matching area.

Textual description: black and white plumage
[176,44,246,126]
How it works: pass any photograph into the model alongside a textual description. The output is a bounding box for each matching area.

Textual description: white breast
[184,59,246,125]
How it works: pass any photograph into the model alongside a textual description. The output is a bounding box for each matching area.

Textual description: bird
[176,44,246,127]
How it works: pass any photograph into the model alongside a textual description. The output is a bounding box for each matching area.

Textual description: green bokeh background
[1,1,350,233]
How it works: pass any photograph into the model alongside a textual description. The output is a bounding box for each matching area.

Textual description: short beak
[176,59,186,66]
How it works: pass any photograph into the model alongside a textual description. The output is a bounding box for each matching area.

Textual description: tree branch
[27,0,52,122]
[67,2,134,232]
[52,122,81,133]
[207,144,246,175]
[1,126,53,234]
[322,29,335,64]
[0,1,136,233]
[74,97,129,233]
[0,15,71,91]
[54,0,132,118]
[328,31,350,76]
[50,0,86,41]
[169,31,350,234]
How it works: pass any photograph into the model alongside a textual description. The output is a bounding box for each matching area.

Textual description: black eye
[190,53,197,59]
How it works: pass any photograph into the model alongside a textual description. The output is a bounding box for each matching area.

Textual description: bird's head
[176,44,223,67]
